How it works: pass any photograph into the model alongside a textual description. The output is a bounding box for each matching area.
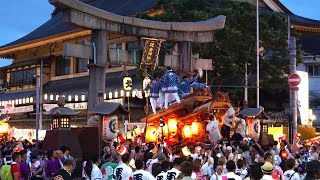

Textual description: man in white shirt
[133,159,155,180]
[224,161,242,180]
[114,154,133,180]
[283,159,301,180]
[225,146,234,161]
[166,158,182,180]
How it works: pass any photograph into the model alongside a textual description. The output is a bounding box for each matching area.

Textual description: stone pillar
[87,30,108,122]
[178,41,192,72]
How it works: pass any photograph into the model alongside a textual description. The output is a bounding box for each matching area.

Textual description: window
[126,41,140,51]
[9,68,36,86]
[76,58,88,73]
[307,65,320,77]
[55,56,70,76]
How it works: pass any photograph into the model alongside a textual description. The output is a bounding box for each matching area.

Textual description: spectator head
[237,159,244,169]
[166,66,172,71]
[161,160,171,172]
[91,154,101,165]
[217,156,227,166]
[20,150,28,161]
[12,152,21,163]
[305,160,320,179]
[192,159,202,172]
[121,153,130,164]
[60,146,71,155]
[135,159,144,170]
[180,161,193,177]
[261,162,274,175]
[55,150,63,159]
[226,160,236,172]
[135,146,141,153]
[216,165,223,175]
[264,153,273,163]
[157,152,166,162]
[173,157,183,169]
[47,149,55,159]
[63,158,75,173]
[250,164,263,180]
[286,159,296,170]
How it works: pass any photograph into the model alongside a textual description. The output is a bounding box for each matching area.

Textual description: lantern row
[0,89,150,106]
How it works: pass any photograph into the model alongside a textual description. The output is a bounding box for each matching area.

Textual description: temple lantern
[146,126,158,142]
[123,76,133,91]
[183,125,192,138]
[168,117,178,133]
[191,122,199,135]
[182,146,191,156]
[133,126,141,136]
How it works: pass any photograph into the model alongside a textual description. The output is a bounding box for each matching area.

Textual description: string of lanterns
[0,89,149,106]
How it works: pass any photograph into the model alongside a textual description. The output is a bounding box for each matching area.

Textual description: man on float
[145,75,162,114]
[162,66,181,109]
[179,75,197,96]
[191,82,208,91]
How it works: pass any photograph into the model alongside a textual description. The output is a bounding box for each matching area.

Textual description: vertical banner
[140,38,165,70]
[297,71,309,125]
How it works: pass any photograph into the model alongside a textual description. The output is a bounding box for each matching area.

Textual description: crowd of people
[1,130,320,180]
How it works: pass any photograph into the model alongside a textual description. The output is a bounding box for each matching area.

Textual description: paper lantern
[133,127,141,136]
[182,146,191,156]
[126,131,133,140]
[123,76,133,91]
[116,145,128,155]
[191,122,199,135]
[118,134,126,143]
[165,138,174,147]
[183,125,192,138]
[146,126,158,142]
[295,133,301,140]
[168,118,178,133]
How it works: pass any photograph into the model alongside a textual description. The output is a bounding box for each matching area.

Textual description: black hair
[121,153,130,163]
[182,75,188,80]
[91,154,100,164]
[161,161,171,172]
[226,160,236,172]
[135,146,141,153]
[249,164,263,180]
[173,157,183,166]
[20,150,27,156]
[166,66,172,70]
[135,159,144,170]
[264,153,272,161]
[85,154,100,179]
[60,146,71,153]
[180,161,193,176]
[12,152,20,161]
[47,150,54,159]
[237,159,244,169]
[286,159,296,170]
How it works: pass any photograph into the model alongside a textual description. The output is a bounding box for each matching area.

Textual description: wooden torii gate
[49,0,226,122]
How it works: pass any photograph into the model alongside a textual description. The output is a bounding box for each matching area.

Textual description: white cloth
[261,174,274,180]
[114,163,133,180]
[155,171,167,180]
[225,172,242,180]
[210,173,223,180]
[150,97,158,114]
[133,169,155,180]
[166,168,180,180]
[206,120,221,143]
[283,170,301,180]
[227,153,234,161]
[147,159,158,173]
[164,93,180,109]
[235,168,247,179]
[91,164,102,180]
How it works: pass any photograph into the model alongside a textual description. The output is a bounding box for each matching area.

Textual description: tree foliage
[137,0,302,109]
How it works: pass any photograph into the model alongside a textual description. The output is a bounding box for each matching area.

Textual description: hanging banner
[140,38,165,70]
[247,118,260,142]
[102,115,118,142]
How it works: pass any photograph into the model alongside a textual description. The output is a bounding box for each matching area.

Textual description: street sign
[288,73,301,87]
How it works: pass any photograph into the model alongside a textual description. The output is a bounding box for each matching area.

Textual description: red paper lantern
[119,134,126,143]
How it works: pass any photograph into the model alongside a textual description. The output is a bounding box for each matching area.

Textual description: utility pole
[288,16,297,144]
[256,0,260,108]
[35,75,40,150]
[244,62,249,108]
[39,60,43,129]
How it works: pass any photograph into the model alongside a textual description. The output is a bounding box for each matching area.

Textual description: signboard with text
[140,38,164,70]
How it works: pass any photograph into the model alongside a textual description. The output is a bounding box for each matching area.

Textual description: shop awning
[0,89,35,101]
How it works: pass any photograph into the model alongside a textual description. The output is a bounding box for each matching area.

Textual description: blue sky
[0,0,318,67]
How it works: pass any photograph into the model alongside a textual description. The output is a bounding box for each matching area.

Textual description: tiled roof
[0,0,157,49]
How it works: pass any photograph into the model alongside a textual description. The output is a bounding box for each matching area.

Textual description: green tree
[137,0,302,109]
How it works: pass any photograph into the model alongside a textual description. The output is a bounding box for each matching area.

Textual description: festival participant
[162,66,180,109]
[206,115,221,144]
[145,75,162,114]
[60,146,73,162]
[114,153,133,180]
[151,153,166,177]
[224,146,234,161]
[283,158,300,180]
[132,159,155,180]
[53,159,75,180]
[304,160,320,180]
[101,154,118,180]
[45,150,61,179]
[210,165,224,180]
[179,161,193,180]
[30,150,44,180]
[235,159,248,179]
[155,161,170,180]
[261,162,275,180]
[11,152,22,180]
[246,164,263,180]
[179,75,197,96]
[224,160,242,180]
[166,157,182,180]
[190,82,208,91]
[191,159,207,180]
[55,150,64,168]
[221,108,235,142]
[84,154,102,180]
[20,150,31,180]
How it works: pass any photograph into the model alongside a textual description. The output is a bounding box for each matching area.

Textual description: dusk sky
[0,0,318,67]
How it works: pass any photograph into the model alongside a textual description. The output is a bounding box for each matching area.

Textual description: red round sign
[288,73,301,87]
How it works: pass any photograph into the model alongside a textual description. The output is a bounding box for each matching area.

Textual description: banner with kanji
[140,38,164,70]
